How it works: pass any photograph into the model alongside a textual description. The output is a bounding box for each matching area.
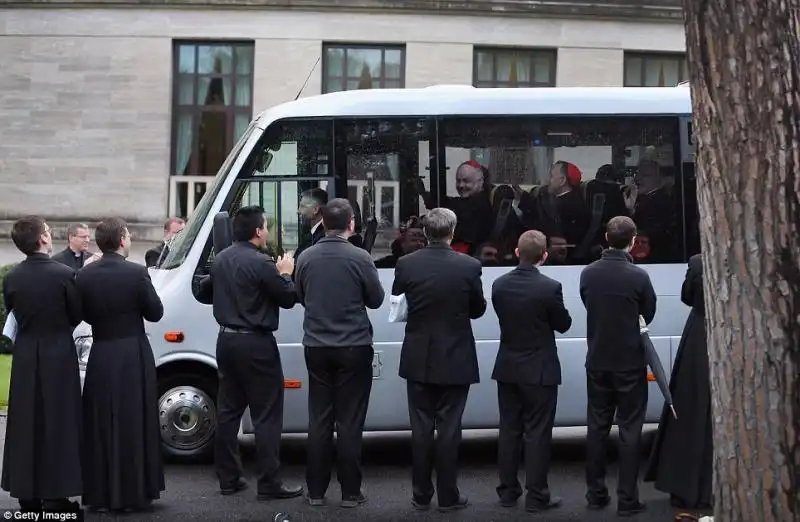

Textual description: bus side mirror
[212,212,233,256]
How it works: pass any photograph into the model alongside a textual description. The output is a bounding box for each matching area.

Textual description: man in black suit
[295,188,328,260]
[145,217,184,268]
[579,215,657,517]
[391,207,487,513]
[294,198,385,508]
[51,222,95,270]
[490,230,572,513]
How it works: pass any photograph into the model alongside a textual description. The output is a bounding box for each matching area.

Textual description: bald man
[416,161,494,255]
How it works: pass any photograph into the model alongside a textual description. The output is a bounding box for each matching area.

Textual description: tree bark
[681,0,800,521]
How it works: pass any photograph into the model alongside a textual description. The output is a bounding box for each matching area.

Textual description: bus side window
[437,115,688,267]
[334,117,436,265]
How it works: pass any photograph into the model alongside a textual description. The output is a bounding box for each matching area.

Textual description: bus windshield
[158,119,259,270]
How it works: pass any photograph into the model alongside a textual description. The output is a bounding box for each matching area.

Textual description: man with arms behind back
[579,216,656,517]
[294,198,385,508]
[391,208,487,512]
[490,230,572,513]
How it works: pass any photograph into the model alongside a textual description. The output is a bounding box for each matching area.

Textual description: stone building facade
[0,0,686,239]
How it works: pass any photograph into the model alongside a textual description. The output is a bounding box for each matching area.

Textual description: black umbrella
[639,316,678,420]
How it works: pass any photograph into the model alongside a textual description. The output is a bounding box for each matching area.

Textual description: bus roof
[254,86,691,128]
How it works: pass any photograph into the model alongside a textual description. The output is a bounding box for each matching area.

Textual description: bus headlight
[75,336,92,367]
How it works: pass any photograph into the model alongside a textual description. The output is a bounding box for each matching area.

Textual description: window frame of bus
[436,114,690,266]
[160,118,260,271]
[192,117,336,277]
[329,116,439,262]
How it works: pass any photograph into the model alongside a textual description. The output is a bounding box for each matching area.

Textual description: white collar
[311,220,322,235]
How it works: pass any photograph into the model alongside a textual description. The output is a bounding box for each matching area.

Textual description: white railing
[169,176,401,228]
[169,176,214,219]
[346,180,401,228]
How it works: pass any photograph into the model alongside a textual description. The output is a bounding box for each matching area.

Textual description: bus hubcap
[159,386,216,452]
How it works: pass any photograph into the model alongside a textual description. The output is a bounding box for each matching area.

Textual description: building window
[322,44,405,93]
[473,48,557,88]
[170,40,255,217]
[624,52,688,87]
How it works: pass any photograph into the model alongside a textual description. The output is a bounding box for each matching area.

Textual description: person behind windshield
[415,160,493,255]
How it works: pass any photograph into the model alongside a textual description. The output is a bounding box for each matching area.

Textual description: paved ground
[0,419,698,521]
[0,239,160,267]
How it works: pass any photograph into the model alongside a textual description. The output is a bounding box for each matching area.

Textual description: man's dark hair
[517,230,548,264]
[302,188,328,207]
[11,216,47,256]
[95,217,128,254]
[606,215,638,249]
[321,198,354,233]
[232,205,266,242]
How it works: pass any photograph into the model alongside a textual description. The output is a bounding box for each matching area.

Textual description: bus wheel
[157,373,217,462]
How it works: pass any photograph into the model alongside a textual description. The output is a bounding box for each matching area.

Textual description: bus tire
[157,372,218,463]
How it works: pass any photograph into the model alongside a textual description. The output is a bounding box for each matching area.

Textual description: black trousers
[496,382,558,506]
[215,332,285,493]
[585,368,648,507]
[406,381,470,507]
[304,345,374,500]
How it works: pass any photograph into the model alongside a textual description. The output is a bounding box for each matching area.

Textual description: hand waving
[276,251,295,275]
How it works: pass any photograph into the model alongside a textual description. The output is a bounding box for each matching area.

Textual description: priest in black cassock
[644,253,712,511]
[75,217,165,512]
[1,216,84,513]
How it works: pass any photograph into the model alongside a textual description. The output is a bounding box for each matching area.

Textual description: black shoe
[341,493,367,508]
[587,495,611,510]
[618,501,646,517]
[19,499,42,512]
[257,484,304,500]
[412,499,431,511]
[221,478,249,496]
[499,495,518,508]
[439,494,468,512]
[306,495,325,507]
[527,495,563,512]
[42,499,81,512]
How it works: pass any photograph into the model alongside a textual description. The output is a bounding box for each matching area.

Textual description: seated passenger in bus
[415,160,493,256]
[585,164,629,235]
[373,218,426,268]
[527,161,590,264]
[630,231,652,263]
[474,242,501,266]
[626,159,677,263]
[543,236,569,266]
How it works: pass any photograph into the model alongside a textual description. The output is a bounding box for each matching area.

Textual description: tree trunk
[680,1,800,521]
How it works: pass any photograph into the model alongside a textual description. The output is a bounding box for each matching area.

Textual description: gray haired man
[390,207,487,512]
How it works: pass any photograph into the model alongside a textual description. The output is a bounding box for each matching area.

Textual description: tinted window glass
[439,116,684,266]
[334,118,435,266]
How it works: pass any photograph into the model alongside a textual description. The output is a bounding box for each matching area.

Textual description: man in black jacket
[491,229,572,513]
[391,207,487,513]
[51,223,95,270]
[144,217,184,268]
[197,206,302,502]
[294,198,385,508]
[295,188,328,260]
[579,215,657,517]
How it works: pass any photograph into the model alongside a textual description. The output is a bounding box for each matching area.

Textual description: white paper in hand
[388,294,408,323]
[2,310,18,343]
